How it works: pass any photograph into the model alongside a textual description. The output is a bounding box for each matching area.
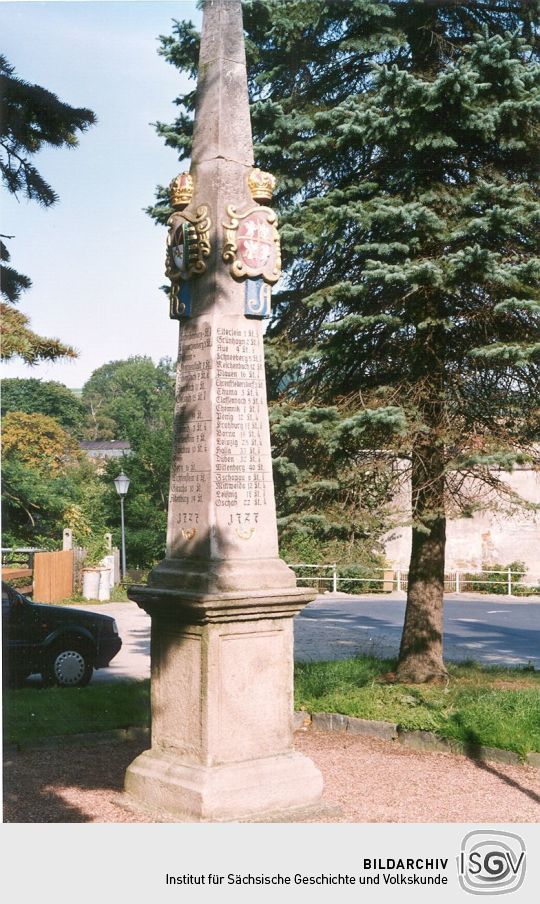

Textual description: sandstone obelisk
[124,0,323,821]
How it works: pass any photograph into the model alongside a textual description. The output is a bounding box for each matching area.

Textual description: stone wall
[384,467,540,578]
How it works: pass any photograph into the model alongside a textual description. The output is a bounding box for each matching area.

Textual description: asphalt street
[84,593,540,683]
[295,593,540,667]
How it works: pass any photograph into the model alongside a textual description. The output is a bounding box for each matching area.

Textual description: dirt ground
[3,729,539,823]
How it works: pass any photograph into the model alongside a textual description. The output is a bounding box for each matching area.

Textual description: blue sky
[1,1,201,388]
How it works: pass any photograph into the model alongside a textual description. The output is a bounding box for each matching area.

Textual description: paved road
[295,593,540,667]
[82,593,540,683]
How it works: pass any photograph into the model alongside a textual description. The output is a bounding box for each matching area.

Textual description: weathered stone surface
[147,615,295,765]
[125,0,321,821]
[191,0,253,167]
[475,746,521,766]
[386,466,540,575]
[293,711,312,731]
[526,752,540,768]
[137,0,310,601]
[348,717,398,741]
[125,749,323,822]
[312,712,348,732]
[398,729,462,754]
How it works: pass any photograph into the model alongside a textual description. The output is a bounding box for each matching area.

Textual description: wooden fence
[1,566,33,594]
[2,549,75,603]
[3,545,120,601]
[3,549,74,601]
[32,550,74,603]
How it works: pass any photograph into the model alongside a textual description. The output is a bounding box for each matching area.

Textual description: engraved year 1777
[226,512,260,526]
[176,513,200,525]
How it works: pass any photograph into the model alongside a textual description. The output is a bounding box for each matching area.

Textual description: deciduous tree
[1,378,86,434]
[2,411,80,474]
[81,356,175,446]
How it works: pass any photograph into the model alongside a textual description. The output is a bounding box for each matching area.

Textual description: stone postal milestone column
[124,0,323,821]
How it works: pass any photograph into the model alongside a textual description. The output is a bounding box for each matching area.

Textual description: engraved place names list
[167,319,276,555]
[215,325,269,525]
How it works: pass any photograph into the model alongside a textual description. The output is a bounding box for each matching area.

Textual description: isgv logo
[458,831,526,895]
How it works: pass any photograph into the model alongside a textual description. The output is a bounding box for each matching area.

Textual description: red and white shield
[223,205,281,284]
[237,210,276,272]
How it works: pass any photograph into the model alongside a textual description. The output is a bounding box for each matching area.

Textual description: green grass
[4,658,539,758]
[294,657,540,757]
[3,680,150,743]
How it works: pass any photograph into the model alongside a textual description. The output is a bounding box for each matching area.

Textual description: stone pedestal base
[125,748,323,822]
[124,582,322,822]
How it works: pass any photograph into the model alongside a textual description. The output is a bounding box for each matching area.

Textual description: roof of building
[79,440,131,451]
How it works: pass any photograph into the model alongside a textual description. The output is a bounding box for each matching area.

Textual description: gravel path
[4,731,539,823]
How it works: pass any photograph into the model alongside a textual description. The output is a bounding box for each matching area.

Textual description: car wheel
[44,644,93,688]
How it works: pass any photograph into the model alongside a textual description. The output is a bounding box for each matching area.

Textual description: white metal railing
[1,547,46,568]
[288,563,339,593]
[2,547,44,554]
[287,563,540,596]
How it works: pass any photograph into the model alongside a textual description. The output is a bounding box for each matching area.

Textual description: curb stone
[293,711,311,731]
[348,717,398,741]
[526,751,540,768]
[311,712,399,739]
[473,746,521,766]
[312,712,348,732]
[397,729,463,754]
[297,711,538,769]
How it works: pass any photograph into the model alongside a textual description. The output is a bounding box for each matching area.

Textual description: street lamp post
[114,471,130,581]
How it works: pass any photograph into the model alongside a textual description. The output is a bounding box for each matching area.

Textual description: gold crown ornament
[169,172,194,209]
[248,168,277,202]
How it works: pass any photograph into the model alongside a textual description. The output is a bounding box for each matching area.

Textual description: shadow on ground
[3,740,146,822]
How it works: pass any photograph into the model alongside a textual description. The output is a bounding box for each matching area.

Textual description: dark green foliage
[0,358,174,567]
[1,456,99,550]
[154,2,539,463]
[103,450,170,570]
[0,54,95,362]
[1,301,76,364]
[271,399,396,565]
[1,378,86,434]
[0,240,31,304]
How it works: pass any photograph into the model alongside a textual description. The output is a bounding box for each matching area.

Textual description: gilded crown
[169,172,194,209]
[248,168,277,202]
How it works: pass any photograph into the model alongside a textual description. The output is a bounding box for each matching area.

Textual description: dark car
[2,581,122,688]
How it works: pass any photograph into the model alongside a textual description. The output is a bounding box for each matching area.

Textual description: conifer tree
[270,399,398,566]
[0,55,95,362]
[152,1,540,682]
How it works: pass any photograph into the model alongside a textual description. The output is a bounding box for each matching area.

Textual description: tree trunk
[397,436,447,683]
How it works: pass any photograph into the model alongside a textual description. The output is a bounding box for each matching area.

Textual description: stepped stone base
[125,749,323,822]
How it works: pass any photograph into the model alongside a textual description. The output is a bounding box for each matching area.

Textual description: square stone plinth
[124,592,323,821]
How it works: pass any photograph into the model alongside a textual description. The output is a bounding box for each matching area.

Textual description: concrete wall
[384,467,540,579]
